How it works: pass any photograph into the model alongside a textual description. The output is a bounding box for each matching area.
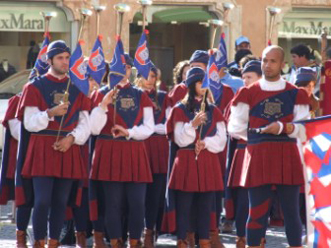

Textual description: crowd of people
[0,34,325,248]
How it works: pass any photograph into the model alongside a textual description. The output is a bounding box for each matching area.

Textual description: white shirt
[8,118,20,141]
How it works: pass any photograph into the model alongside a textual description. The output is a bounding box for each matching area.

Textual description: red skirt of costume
[169,148,223,192]
[22,134,87,179]
[90,137,152,183]
[227,140,246,188]
[5,138,18,179]
[144,134,169,174]
[240,142,304,188]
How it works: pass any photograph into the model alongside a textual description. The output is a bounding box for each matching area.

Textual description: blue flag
[29,33,51,80]
[202,52,223,102]
[108,37,126,88]
[134,30,152,80]
[87,35,106,85]
[69,41,89,96]
[215,33,228,71]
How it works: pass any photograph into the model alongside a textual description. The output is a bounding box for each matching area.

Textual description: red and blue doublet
[232,81,309,188]
[17,74,91,179]
[167,102,224,192]
[0,94,20,204]
[144,89,169,174]
[90,84,154,182]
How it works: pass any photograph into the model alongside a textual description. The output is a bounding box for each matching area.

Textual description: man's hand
[47,102,70,118]
[111,124,129,138]
[195,140,206,156]
[53,135,75,152]
[192,111,207,128]
[261,122,281,135]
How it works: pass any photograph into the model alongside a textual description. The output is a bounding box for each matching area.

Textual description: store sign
[0,13,43,30]
[0,6,70,32]
[279,20,331,38]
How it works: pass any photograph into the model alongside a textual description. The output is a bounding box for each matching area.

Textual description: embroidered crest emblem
[120,98,135,109]
[53,93,66,105]
[261,98,284,119]
[264,101,281,116]
[135,41,149,65]
[70,57,88,80]
[89,48,104,71]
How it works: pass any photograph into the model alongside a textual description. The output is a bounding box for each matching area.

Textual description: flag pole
[137,0,152,31]
[55,8,92,143]
[266,7,281,46]
[33,11,57,77]
[112,4,131,126]
[195,19,223,160]
[93,5,106,36]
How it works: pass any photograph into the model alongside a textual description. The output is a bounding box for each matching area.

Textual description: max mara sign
[0,5,70,32]
[282,21,330,36]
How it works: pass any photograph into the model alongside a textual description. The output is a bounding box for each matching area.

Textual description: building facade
[0,0,330,85]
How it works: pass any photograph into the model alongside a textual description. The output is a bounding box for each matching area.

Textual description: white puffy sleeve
[8,119,21,141]
[23,106,53,132]
[90,106,108,136]
[203,121,227,153]
[288,105,310,142]
[127,107,155,140]
[227,103,249,141]
[174,121,196,147]
[69,111,90,145]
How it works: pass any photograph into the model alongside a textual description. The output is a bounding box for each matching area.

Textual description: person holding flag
[88,37,127,248]
[16,40,91,248]
[134,65,171,247]
[165,67,227,248]
[228,45,310,248]
[163,50,215,247]
[89,49,155,248]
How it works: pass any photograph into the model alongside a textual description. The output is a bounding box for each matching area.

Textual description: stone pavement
[0,200,295,248]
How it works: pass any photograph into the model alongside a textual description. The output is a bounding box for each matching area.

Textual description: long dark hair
[182,81,209,113]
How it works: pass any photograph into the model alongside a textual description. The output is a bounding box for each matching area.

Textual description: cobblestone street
[0,201,295,248]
